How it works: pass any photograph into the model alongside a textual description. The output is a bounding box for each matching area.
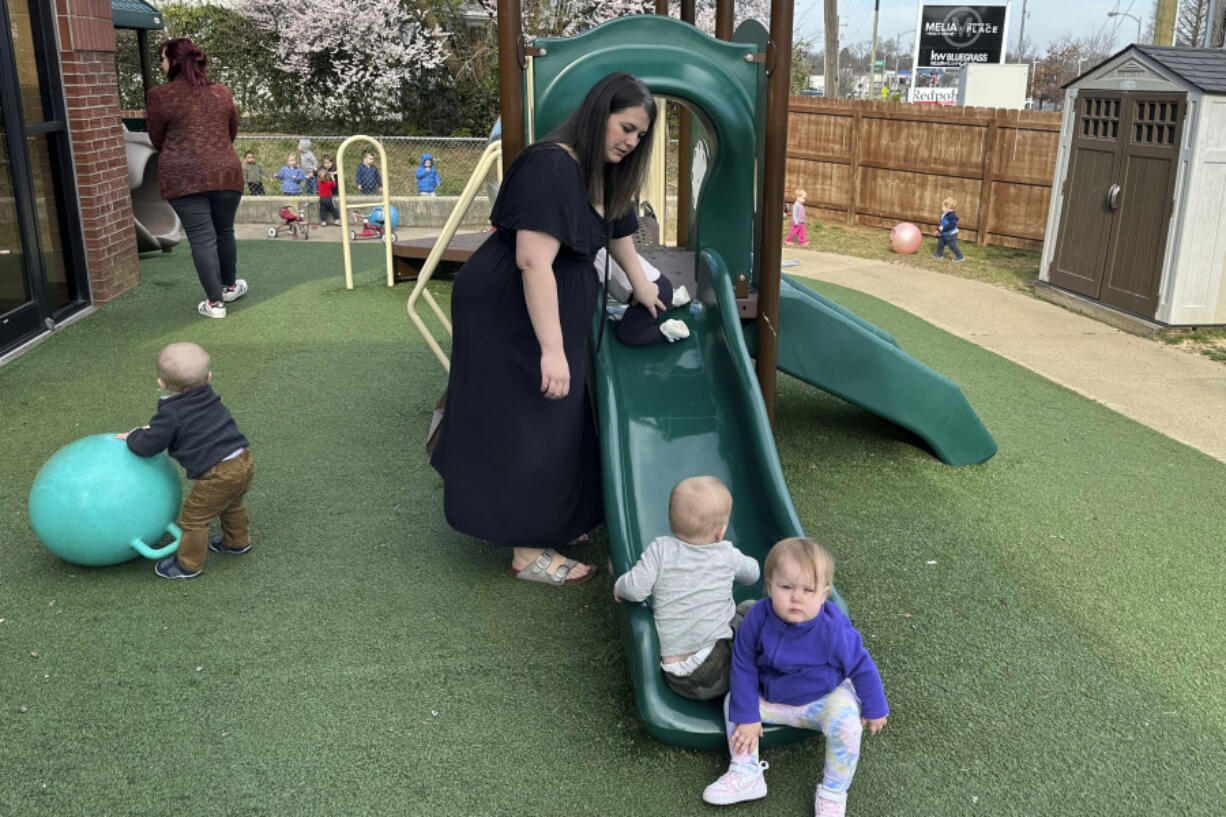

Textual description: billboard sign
[916,5,1008,69]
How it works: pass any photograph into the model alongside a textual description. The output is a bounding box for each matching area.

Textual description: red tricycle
[268,201,313,240]
[350,210,398,242]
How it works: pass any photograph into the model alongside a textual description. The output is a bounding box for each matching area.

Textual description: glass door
[0,0,89,353]
[0,90,42,346]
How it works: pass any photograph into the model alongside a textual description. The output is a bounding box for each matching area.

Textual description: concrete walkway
[782,248,1226,463]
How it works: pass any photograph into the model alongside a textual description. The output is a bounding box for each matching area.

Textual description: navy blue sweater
[939,210,960,236]
[126,385,249,478]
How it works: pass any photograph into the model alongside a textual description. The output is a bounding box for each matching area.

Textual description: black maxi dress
[430,143,637,548]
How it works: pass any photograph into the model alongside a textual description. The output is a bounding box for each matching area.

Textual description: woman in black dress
[431,73,664,585]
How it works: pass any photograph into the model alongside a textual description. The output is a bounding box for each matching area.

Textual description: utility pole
[1016,0,1028,60]
[869,1,881,98]
[1209,0,1223,47]
[1154,0,1177,45]
[824,1,838,97]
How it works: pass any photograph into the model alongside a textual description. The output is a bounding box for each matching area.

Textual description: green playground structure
[508,11,997,749]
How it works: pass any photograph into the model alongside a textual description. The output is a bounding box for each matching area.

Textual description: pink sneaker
[816,785,847,817]
[702,760,769,805]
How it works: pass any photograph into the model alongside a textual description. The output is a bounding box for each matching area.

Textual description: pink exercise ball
[890,222,923,255]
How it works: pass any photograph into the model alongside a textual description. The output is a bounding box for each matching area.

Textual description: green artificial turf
[2,242,1224,816]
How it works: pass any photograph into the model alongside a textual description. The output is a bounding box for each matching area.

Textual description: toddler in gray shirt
[614,476,760,700]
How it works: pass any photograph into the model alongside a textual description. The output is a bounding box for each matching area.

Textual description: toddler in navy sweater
[119,342,254,580]
[703,537,888,817]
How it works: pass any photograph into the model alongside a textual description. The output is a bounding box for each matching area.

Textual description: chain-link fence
[236,135,492,198]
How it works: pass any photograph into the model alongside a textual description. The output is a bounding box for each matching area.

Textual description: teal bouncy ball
[28,434,183,567]
[369,205,399,230]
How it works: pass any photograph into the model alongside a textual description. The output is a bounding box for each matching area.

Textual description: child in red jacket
[317,168,340,226]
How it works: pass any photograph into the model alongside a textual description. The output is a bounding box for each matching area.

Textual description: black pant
[936,233,963,259]
[247,182,264,196]
[319,197,341,224]
[616,275,676,347]
[169,189,242,304]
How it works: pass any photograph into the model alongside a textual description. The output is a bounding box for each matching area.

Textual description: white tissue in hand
[660,319,690,343]
[670,284,692,308]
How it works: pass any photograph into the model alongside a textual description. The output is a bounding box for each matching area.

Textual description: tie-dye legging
[726,679,863,795]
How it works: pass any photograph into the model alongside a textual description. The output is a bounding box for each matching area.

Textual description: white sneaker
[816,785,847,816]
[221,279,248,302]
[659,319,690,343]
[197,300,226,319]
[702,760,769,805]
[670,284,691,308]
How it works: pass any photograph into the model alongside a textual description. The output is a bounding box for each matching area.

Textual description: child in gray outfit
[614,476,760,699]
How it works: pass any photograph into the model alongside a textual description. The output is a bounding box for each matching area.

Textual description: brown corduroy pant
[177,449,254,572]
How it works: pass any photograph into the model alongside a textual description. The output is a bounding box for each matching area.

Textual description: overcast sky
[792,1,1149,55]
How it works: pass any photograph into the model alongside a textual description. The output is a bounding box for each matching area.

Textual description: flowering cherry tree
[238,0,449,119]
[473,0,774,38]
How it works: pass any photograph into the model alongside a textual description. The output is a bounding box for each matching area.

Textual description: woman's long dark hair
[159,38,211,87]
[542,72,657,220]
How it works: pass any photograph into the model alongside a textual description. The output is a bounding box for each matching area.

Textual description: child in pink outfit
[785,189,807,245]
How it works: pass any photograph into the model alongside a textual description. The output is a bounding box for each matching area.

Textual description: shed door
[1099,94,1185,316]
[1051,92,1185,317]
[1050,93,1123,297]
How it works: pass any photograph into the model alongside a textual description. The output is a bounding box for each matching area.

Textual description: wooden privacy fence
[785,97,1063,250]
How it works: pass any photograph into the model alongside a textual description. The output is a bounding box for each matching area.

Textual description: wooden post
[715,0,734,40]
[846,107,861,225]
[497,0,526,169]
[677,0,697,247]
[977,113,999,247]
[756,0,795,427]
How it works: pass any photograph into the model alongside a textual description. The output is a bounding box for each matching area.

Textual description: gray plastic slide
[123,125,182,253]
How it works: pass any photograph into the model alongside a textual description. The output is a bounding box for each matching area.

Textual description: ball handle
[129,522,182,559]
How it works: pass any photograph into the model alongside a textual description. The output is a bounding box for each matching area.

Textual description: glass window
[25,133,74,310]
[8,2,47,126]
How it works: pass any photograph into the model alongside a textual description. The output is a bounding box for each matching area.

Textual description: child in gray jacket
[614,476,760,700]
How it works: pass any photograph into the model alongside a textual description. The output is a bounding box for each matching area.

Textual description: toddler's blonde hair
[764,537,834,598]
[794,188,807,200]
[157,342,210,392]
[669,476,733,544]
[942,196,957,209]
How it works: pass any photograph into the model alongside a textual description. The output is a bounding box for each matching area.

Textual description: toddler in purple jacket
[703,537,888,817]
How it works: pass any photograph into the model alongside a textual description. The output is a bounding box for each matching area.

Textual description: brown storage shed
[1040,46,1226,327]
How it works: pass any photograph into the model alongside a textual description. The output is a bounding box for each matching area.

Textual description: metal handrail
[337,135,395,289]
[407,140,503,372]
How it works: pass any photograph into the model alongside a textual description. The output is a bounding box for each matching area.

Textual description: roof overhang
[112,0,164,31]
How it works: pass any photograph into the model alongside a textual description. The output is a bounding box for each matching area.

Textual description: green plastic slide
[592,250,846,750]
[745,276,998,466]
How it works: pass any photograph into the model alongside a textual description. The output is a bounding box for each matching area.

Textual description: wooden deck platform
[391,230,492,282]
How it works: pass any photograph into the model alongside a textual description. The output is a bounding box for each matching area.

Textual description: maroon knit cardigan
[146,77,244,201]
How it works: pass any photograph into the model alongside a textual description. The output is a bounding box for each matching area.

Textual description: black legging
[169,189,242,304]
[616,275,676,347]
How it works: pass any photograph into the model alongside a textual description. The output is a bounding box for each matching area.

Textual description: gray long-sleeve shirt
[614,535,761,657]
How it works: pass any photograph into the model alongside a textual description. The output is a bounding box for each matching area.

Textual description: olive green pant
[662,600,755,701]
[177,450,254,572]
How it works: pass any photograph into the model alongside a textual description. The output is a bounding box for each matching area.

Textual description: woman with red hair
[146,38,247,319]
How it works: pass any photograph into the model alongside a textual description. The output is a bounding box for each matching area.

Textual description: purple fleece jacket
[728,598,889,724]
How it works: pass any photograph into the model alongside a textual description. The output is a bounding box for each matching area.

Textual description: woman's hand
[631,279,666,319]
[540,348,570,399]
[730,722,763,757]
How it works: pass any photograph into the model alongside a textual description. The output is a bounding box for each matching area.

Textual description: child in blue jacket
[932,196,965,261]
[275,152,306,195]
[703,537,888,817]
[356,151,382,195]
[415,153,441,195]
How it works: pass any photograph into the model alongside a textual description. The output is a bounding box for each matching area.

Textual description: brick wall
[57,0,140,303]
